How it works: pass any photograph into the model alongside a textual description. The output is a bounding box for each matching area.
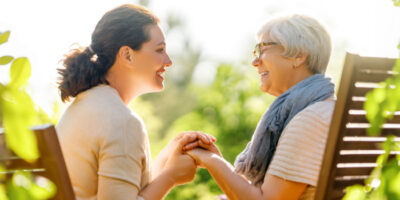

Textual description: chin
[152,83,165,92]
[260,85,269,93]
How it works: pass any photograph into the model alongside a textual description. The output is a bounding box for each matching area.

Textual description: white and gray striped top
[267,96,336,200]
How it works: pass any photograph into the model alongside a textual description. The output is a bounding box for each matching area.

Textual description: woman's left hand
[185,141,222,168]
[184,139,222,157]
[186,147,216,168]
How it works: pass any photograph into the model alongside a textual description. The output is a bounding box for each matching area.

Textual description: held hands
[156,131,216,185]
[184,137,222,168]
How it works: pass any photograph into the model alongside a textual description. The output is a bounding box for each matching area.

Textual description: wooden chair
[0,124,75,200]
[315,53,399,200]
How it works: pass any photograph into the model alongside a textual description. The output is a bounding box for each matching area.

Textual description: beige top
[57,85,151,200]
[266,96,335,200]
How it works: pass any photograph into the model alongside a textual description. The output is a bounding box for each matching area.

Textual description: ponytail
[58,4,159,102]
[58,46,110,102]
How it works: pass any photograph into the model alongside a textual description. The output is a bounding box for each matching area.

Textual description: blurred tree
[161,63,274,199]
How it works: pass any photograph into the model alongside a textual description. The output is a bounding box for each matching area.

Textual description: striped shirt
[266,96,335,200]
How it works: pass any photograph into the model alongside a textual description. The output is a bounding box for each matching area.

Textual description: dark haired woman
[56,4,214,200]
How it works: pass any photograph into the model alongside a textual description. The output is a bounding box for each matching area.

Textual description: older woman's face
[252,38,298,97]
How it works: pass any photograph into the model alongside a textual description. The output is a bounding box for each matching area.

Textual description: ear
[293,54,308,68]
[118,46,134,64]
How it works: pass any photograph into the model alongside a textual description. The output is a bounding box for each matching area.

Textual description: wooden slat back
[315,53,398,200]
[0,124,75,200]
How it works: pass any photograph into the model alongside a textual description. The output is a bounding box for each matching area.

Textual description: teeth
[261,72,269,76]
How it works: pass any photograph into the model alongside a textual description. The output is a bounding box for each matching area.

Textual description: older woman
[185,14,335,200]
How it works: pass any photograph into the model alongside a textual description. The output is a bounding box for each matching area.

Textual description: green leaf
[9,57,31,88]
[0,31,10,46]
[2,88,39,162]
[343,185,366,200]
[7,171,56,200]
[29,177,57,199]
[0,56,13,65]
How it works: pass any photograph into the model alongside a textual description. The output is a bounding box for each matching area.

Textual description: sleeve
[97,113,149,199]
[266,104,332,186]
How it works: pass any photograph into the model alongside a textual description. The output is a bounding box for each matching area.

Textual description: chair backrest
[0,124,75,200]
[315,53,399,200]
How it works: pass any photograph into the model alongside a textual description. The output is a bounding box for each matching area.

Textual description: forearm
[205,155,263,200]
[152,151,168,179]
[138,171,175,200]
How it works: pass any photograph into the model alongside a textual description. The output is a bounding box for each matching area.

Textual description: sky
[0,0,399,114]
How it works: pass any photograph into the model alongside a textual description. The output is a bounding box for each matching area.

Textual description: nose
[252,57,261,67]
[164,53,172,67]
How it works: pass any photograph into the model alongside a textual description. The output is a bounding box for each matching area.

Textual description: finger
[177,134,197,149]
[209,134,217,142]
[183,141,199,151]
[175,131,191,140]
[193,131,212,145]
[197,140,213,151]
[197,131,216,143]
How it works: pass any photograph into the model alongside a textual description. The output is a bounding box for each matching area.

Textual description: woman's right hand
[161,133,202,185]
[153,131,216,178]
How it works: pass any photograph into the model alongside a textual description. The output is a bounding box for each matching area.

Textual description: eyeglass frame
[253,41,279,59]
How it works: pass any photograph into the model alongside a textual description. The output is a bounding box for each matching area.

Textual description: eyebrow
[156,41,166,46]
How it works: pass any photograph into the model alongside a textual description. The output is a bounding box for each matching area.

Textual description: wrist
[159,168,178,187]
[203,153,221,169]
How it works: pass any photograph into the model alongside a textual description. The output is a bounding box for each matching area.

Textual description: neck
[276,67,314,96]
[106,65,141,105]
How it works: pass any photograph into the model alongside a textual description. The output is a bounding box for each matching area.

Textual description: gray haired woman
[184,14,335,200]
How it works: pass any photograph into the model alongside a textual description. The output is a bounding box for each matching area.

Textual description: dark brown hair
[58,4,159,102]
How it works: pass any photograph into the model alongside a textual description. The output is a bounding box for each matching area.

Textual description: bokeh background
[1,0,399,199]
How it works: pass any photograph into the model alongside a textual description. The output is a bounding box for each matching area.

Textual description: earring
[293,64,297,69]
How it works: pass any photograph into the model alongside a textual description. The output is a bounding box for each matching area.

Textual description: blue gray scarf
[234,74,335,186]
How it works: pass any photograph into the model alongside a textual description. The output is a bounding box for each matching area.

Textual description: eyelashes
[156,48,165,53]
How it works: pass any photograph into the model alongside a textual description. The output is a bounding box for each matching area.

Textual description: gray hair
[257,14,331,74]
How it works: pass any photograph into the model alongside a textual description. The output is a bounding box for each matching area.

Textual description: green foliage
[0,31,10,45]
[6,172,56,200]
[394,0,400,6]
[0,35,38,162]
[0,30,55,199]
[0,56,13,65]
[161,64,273,199]
[344,39,400,199]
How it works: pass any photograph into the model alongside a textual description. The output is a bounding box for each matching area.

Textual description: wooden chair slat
[335,166,375,176]
[344,127,400,136]
[315,53,399,200]
[340,141,383,150]
[333,178,366,188]
[347,114,400,123]
[0,125,75,200]
[352,87,376,97]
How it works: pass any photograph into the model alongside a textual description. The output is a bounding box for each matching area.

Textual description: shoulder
[266,96,336,186]
[291,96,336,127]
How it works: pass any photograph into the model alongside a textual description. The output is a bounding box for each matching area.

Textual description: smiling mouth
[156,69,165,79]
[260,71,269,76]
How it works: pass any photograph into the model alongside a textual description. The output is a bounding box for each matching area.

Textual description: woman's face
[252,37,297,96]
[131,24,172,92]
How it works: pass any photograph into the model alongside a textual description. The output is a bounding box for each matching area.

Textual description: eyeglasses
[253,42,278,58]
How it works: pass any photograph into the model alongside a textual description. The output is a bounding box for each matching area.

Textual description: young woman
[56,4,214,200]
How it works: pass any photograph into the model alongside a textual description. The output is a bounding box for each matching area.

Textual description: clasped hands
[154,131,221,186]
